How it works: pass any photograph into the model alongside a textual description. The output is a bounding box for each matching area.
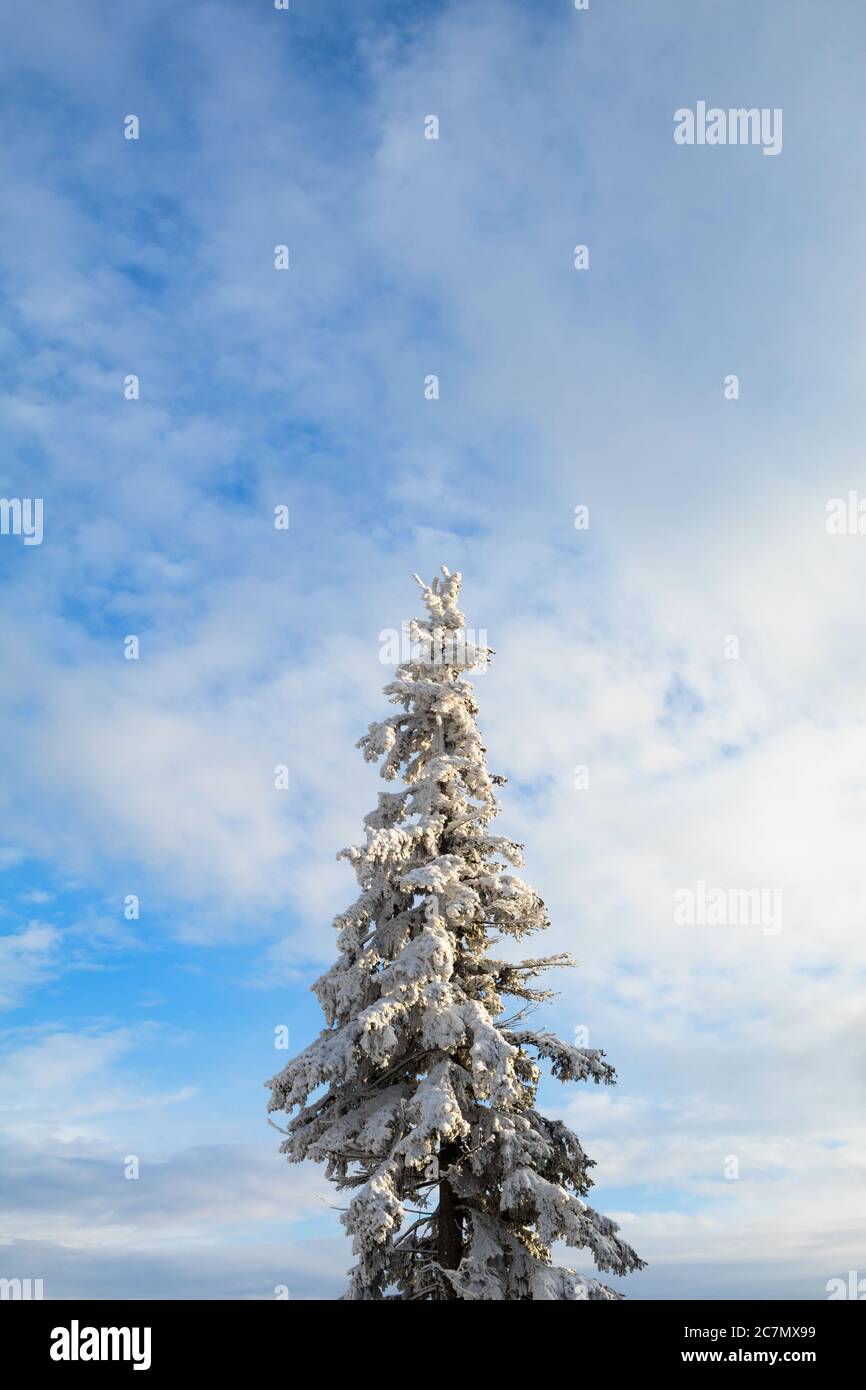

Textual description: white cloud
[0,923,61,1010]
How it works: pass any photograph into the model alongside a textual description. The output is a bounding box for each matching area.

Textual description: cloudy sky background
[2,0,865,1299]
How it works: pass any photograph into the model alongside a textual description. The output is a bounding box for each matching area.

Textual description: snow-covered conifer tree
[266,568,645,1300]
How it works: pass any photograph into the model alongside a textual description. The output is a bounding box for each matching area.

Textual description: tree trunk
[436,1141,463,1299]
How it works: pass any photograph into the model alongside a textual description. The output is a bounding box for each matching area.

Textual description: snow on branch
[502,1028,617,1085]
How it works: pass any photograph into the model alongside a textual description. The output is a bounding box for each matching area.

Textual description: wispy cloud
[0,923,62,1010]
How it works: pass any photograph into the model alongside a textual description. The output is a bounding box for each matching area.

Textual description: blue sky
[2,0,866,1300]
